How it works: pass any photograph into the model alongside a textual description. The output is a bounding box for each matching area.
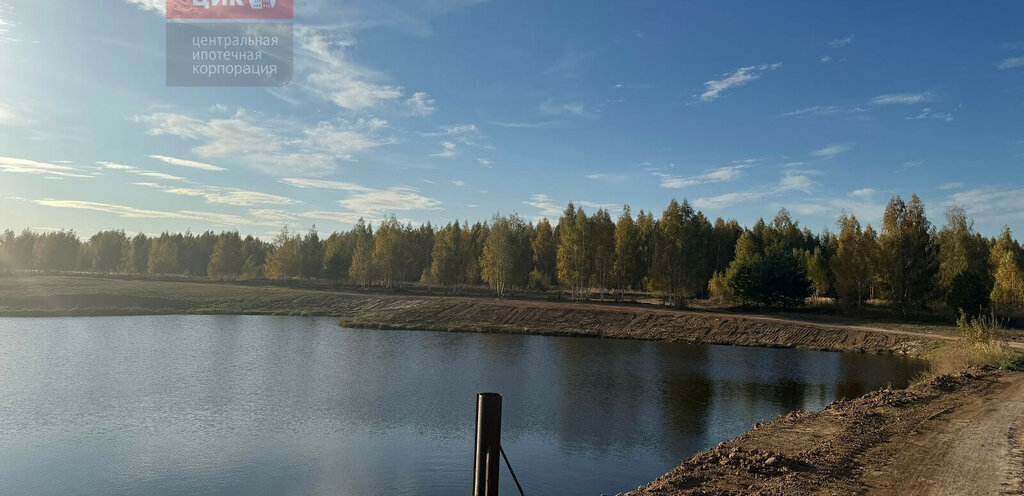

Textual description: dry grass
[921,311,1018,379]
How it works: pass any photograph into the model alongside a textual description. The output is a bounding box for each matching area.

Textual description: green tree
[323,231,354,282]
[991,251,1024,316]
[298,227,324,282]
[612,206,641,291]
[86,230,128,273]
[372,216,406,290]
[33,229,81,271]
[557,204,590,300]
[431,222,464,290]
[148,233,180,275]
[207,231,245,279]
[589,208,616,298]
[348,219,375,287]
[830,214,877,313]
[480,214,531,297]
[126,233,150,274]
[878,195,938,316]
[265,227,301,281]
[728,251,811,309]
[529,218,557,290]
[937,206,991,314]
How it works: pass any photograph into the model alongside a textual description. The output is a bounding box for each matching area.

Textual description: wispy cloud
[779,105,866,118]
[406,92,437,116]
[871,92,933,105]
[538,100,592,117]
[97,161,186,181]
[655,164,750,189]
[811,142,854,158]
[148,154,226,171]
[136,110,391,176]
[282,177,441,220]
[523,193,563,219]
[947,187,1024,222]
[490,121,555,129]
[692,171,815,210]
[585,173,628,184]
[906,107,953,122]
[698,63,781,102]
[281,178,372,192]
[431,141,457,158]
[997,57,1024,70]
[33,199,256,225]
[477,158,494,168]
[828,36,854,48]
[1,157,95,178]
[788,189,886,225]
[134,183,298,207]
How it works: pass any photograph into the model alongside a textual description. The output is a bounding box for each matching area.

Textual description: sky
[0,0,1023,238]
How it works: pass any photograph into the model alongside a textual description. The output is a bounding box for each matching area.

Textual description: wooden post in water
[473,392,502,496]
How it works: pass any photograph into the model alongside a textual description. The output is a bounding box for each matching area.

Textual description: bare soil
[621,367,1024,496]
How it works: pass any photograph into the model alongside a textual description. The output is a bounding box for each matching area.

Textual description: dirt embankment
[621,367,1024,496]
[0,275,955,355]
[337,297,935,355]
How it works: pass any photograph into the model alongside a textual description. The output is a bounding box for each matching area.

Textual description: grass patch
[921,311,1017,379]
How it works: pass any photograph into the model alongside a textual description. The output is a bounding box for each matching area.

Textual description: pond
[0,315,925,495]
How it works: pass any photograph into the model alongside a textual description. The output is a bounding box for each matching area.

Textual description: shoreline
[0,275,965,356]
[621,366,1024,495]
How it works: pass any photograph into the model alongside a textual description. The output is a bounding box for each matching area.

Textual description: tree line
[2,194,1023,318]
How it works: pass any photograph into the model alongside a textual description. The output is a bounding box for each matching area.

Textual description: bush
[1000,353,1024,372]
[708,271,733,303]
[922,311,1013,379]
[728,252,811,309]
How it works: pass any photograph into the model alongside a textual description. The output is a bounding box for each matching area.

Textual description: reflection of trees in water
[551,338,654,456]
[662,374,713,436]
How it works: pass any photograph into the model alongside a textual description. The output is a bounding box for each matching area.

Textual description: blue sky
[1,0,1022,238]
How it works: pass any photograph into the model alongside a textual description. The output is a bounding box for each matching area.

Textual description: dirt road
[862,372,1024,495]
[625,368,1024,495]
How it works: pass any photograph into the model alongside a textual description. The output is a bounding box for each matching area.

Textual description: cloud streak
[699,63,781,102]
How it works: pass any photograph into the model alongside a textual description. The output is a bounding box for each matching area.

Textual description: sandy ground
[622,368,1024,496]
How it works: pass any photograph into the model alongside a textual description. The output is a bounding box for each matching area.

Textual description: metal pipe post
[473,392,502,496]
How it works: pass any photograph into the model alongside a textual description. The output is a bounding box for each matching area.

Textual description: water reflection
[0,315,925,496]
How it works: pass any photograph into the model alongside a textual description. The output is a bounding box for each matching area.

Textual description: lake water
[0,315,925,495]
